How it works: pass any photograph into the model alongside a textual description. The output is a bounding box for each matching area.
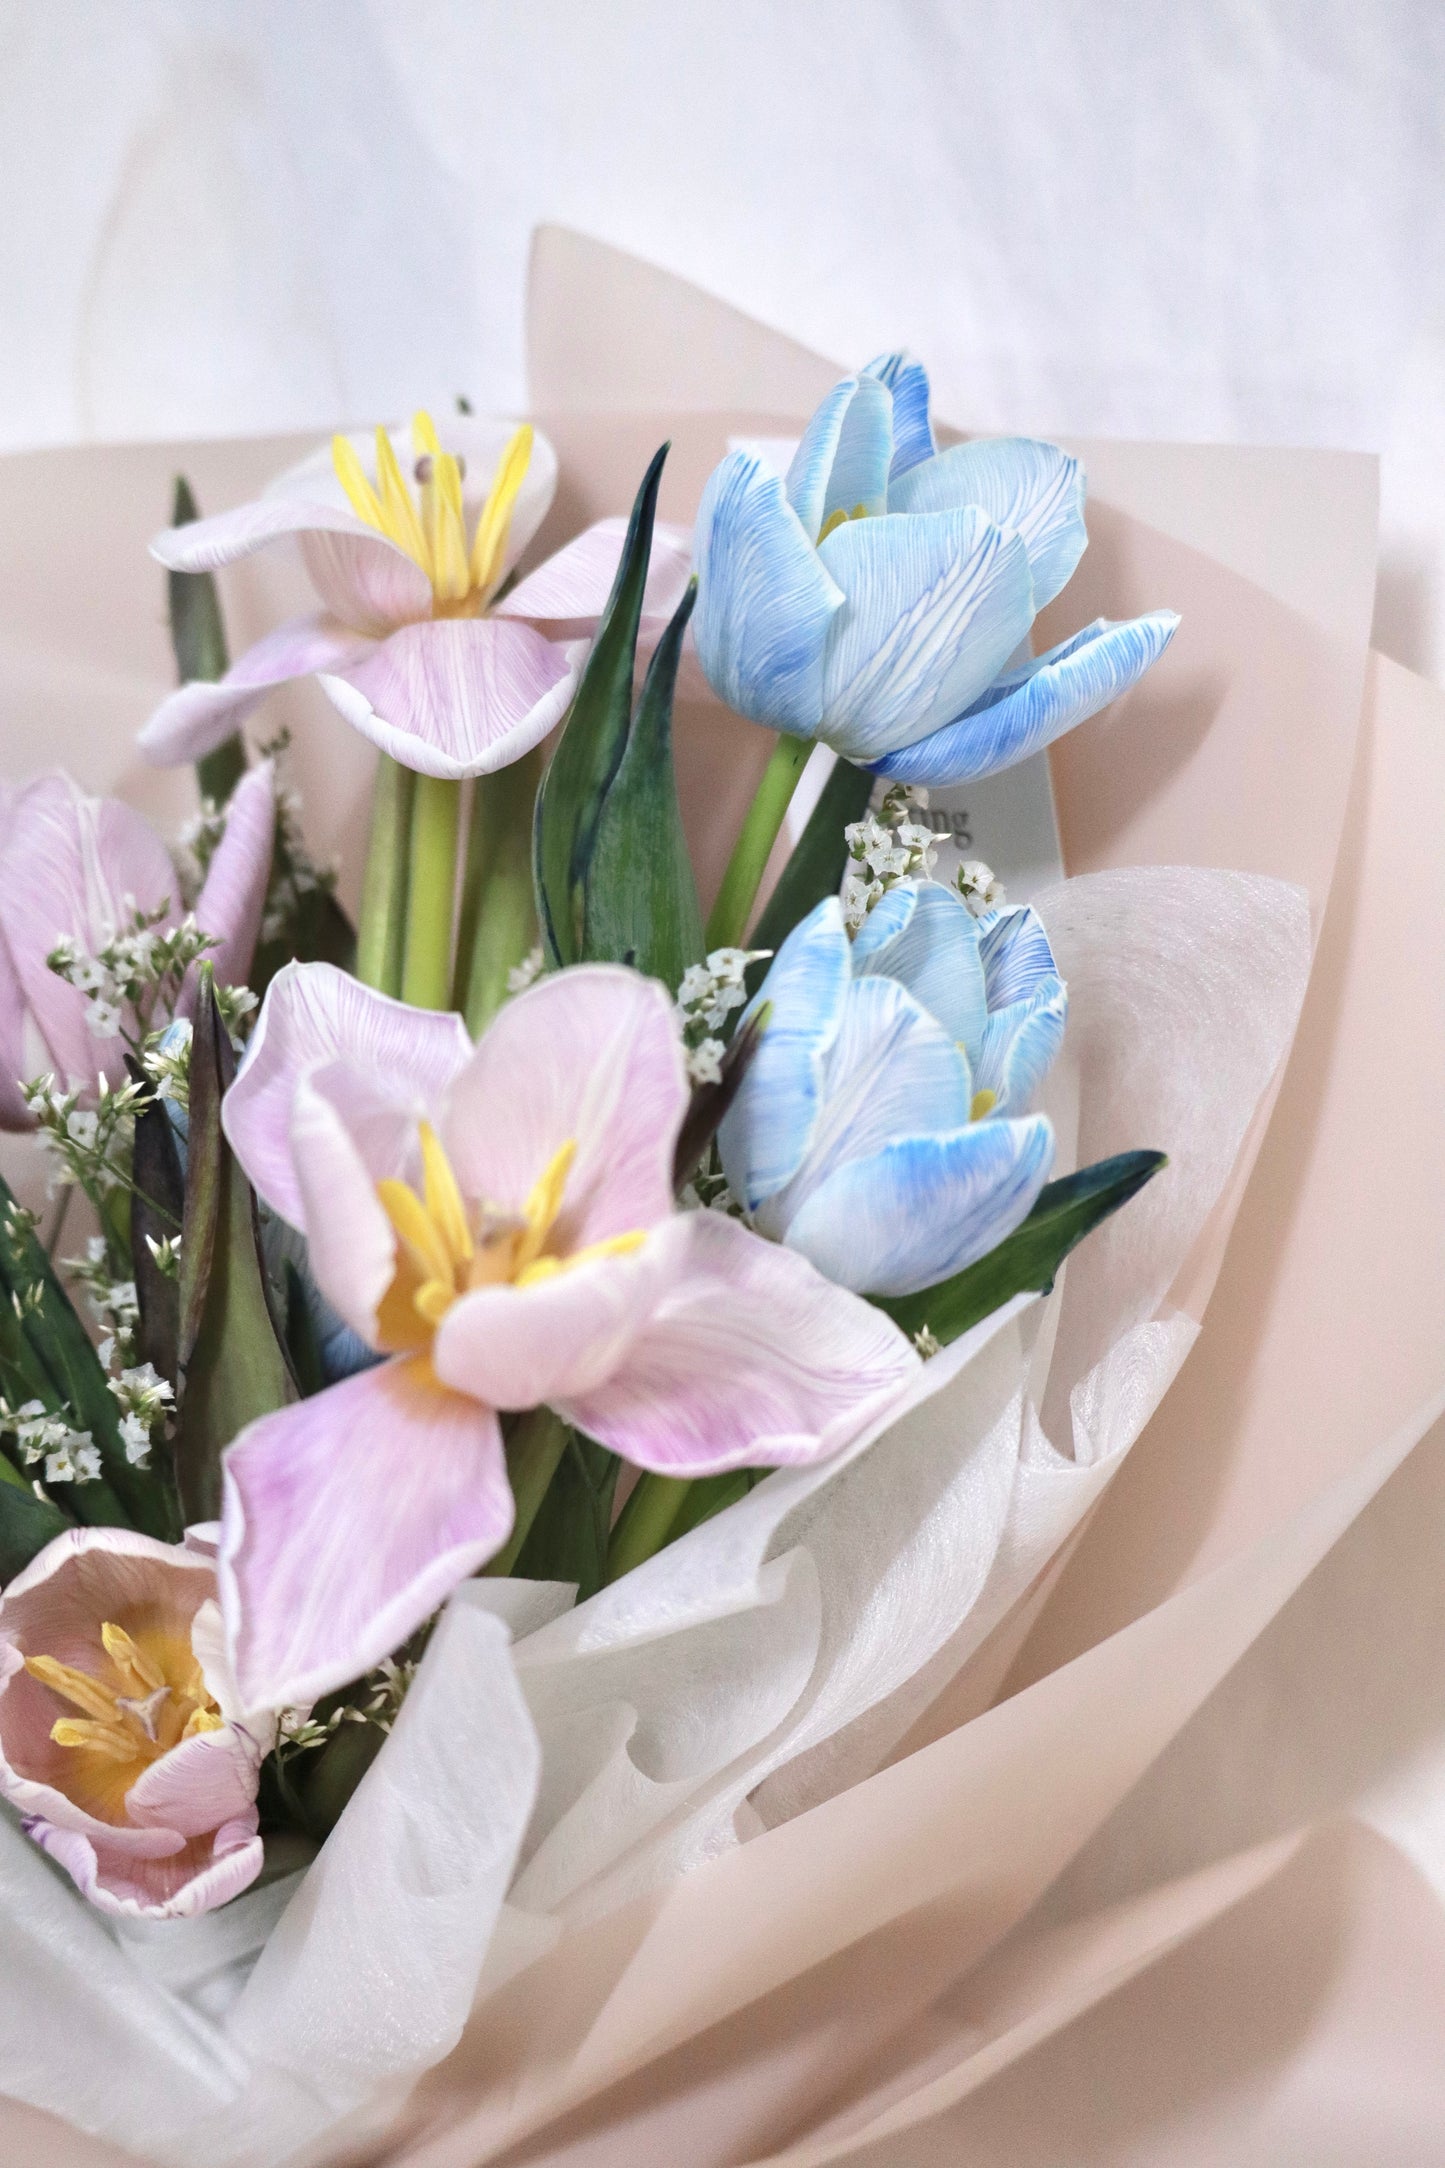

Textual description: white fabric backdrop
[3,0,1445,676]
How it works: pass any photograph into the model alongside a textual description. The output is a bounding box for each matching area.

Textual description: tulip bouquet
[1,347,1320,2168]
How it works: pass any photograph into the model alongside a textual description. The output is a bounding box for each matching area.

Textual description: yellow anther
[100,1621,165,1697]
[332,433,386,532]
[817,501,870,544]
[377,1175,456,1289]
[411,409,442,461]
[470,423,534,597]
[184,1706,224,1737]
[25,1653,121,1726]
[514,1228,646,1288]
[50,1717,137,1761]
[513,1138,577,1275]
[970,1088,997,1121]
[420,1121,473,1264]
[374,425,431,575]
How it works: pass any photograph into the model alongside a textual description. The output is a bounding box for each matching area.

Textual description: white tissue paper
[0,864,1312,2167]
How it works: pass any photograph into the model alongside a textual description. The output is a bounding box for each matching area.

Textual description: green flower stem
[453,748,542,1034]
[705,733,813,951]
[356,755,416,996]
[486,1406,571,1577]
[603,1469,694,1583]
[401,775,463,1010]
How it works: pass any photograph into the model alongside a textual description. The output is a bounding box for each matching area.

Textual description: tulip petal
[24,1815,264,1921]
[872,610,1180,787]
[850,879,989,1058]
[495,517,694,633]
[138,614,375,765]
[220,1357,511,1711]
[717,896,851,1211]
[864,351,935,480]
[561,1209,919,1476]
[784,376,861,543]
[888,438,1086,609]
[692,453,843,736]
[319,618,580,780]
[440,965,687,1248]
[224,960,472,1229]
[0,919,34,1131]
[973,979,1068,1114]
[976,903,1061,1009]
[432,1217,688,1411]
[820,374,895,530]
[187,759,276,996]
[817,508,1035,760]
[150,494,384,574]
[124,1724,261,1840]
[760,973,973,1239]
[0,775,175,1097]
[288,1059,431,1343]
[784,1111,1055,1296]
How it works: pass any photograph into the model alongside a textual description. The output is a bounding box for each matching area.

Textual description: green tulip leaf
[169,474,246,807]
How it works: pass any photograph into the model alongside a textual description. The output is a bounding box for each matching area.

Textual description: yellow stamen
[514,1229,647,1288]
[50,1717,138,1761]
[420,1122,473,1263]
[817,501,870,543]
[100,1621,165,1697]
[515,1137,577,1273]
[25,1653,121,1725]
[970,1088,997,1121]
[377,1174,457,1289]
[470,423,534,597]
[332,433,386,531]
[374,425,431,577]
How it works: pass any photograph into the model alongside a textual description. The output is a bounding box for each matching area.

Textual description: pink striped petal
[287,1062,408,1341]
[152,497,434,636]
[152,494,383,573]
[26,1815,263,1921]
[187,758,276,995]
[562,1210,920,1477]
[138,614,377,765]
[497,517,694,635]
[440,965,687,1249]
[219,1357,512,1711]
[224,960,472,1228]
[319,618,580,779]
[432,1216,689,1411]
[125,1723,262,1839]
[0,775,176,1096]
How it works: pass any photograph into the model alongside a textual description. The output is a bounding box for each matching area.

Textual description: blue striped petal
[868,609,1180,787]
[817,508,1035,761]
[852,879,989,1060]
[821,374,893,530]
[784,1113,1054,1296]
[974,979,1067,1114]
[717,896,851,1210]
[977,904,1060,1009]
[888,438,1086,609]
[784,376,855,541]
[693,452,844,735]
[863,352,935,479]
[759,974,972,1241]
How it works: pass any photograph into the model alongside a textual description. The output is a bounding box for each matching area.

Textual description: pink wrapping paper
[1,236,1442,2165]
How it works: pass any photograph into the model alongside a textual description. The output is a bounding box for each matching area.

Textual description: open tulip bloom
[693,352,1179,786]
[0,345,1177,1935]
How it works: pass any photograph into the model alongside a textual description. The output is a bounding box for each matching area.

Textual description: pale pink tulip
[0,763,276,1129]
[219,960,918,1710]
[0,1527,273,1919]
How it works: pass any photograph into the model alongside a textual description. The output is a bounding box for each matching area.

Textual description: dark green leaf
[0,1458,70,1584]
[169,475,246,807]
[129,1069,184,1393]
[173,972,297,1522]
[582,577,705,981]
[751,757,874,957]
[672,1000,770,1193]
[250,882,356,997]
[875,1150,1167,1346]
[534,445,669,965]
[670,1466,756,1539]
[0,1176,167,1534]
[513,1431,619,1601]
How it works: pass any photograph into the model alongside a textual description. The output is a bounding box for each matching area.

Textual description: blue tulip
[692,354,1179,787]
[718,882,1066,1298]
